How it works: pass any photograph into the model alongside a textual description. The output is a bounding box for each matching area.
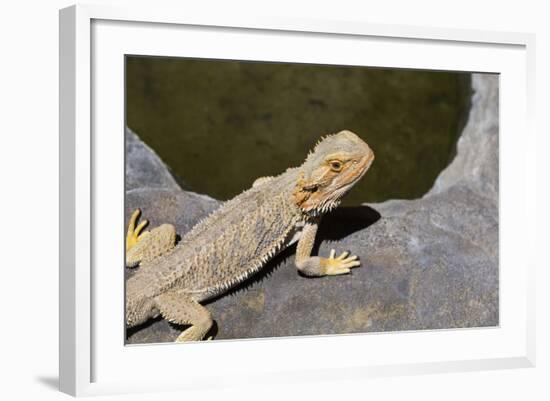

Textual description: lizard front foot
[323,249,360,275]
[126,209,150,251]
[126,209,177,268]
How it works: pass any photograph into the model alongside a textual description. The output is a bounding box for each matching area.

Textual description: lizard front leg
[126,208,177,267]
[295,220,360,276]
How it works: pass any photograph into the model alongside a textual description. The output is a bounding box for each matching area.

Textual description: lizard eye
[329,160,343,172]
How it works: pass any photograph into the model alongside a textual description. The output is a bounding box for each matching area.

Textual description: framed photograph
[59,4,536,396]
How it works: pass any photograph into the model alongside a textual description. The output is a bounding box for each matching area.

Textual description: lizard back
[126,169,303,302]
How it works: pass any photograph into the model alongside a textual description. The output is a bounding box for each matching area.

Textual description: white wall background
[0,0,547,400]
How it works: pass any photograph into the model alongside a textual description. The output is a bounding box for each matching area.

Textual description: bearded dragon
[126,130,374,342]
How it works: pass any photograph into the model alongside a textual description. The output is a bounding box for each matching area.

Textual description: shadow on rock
[205,205,381,303]
[318,205,381,241]
[126,315,164,339]
[204,246,296,305]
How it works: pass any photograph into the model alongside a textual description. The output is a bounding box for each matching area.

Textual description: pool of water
[126,57,471,205]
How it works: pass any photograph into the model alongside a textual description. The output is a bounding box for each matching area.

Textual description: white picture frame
[59,4,536,397]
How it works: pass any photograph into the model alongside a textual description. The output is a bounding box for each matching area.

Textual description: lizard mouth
[308,153,374,215]
[299,148,374,216]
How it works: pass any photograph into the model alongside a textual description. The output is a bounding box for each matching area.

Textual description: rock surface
[126,74,498,343]
[125,127,182,192]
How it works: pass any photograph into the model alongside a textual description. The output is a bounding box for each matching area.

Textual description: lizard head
[293,130,374,215]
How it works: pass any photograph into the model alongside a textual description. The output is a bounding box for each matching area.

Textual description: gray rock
[125,73,498,343]
[429,74,499,202]
[125,127,181,192]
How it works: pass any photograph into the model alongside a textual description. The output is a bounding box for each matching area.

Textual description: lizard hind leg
[154,290,213,342]
[126,208,177,268]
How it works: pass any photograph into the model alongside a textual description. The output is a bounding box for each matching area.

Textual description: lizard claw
[126,209,150,251]
[324,249,361,275]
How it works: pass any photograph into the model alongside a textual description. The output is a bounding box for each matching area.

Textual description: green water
[126,56,471,205]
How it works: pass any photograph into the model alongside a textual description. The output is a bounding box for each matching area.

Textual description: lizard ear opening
[302,182,319,191]
[292,172,319,209]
